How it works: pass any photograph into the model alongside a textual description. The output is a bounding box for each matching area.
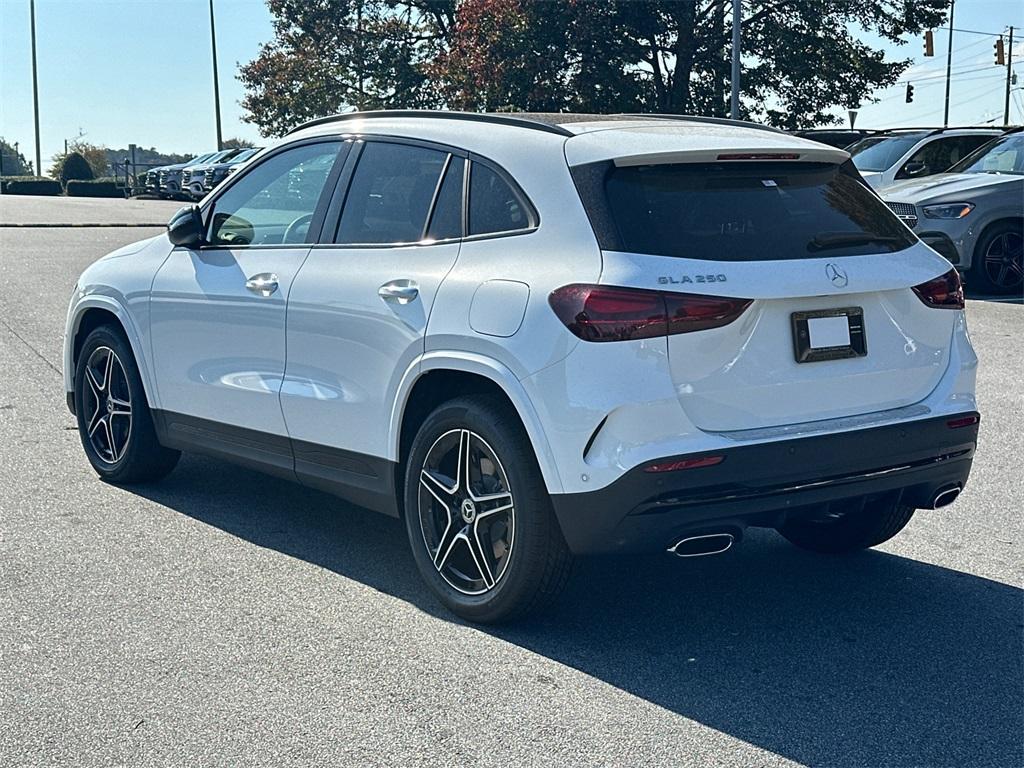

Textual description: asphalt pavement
[0,203,1021,767]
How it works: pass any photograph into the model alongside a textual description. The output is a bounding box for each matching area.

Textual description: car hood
[882,172,1021,202]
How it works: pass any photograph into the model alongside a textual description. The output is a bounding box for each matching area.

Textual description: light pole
[730,0,741,119]
[209,0,223,150]
[30,0,41,176]
[943,0,955,127]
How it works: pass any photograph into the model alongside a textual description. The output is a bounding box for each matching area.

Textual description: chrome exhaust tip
[932,486,961,510]
[667,532,735,558]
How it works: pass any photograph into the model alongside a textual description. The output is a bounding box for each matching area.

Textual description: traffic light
[995,36,1005,66]
[924,30,934,57]
[905,83,915,103]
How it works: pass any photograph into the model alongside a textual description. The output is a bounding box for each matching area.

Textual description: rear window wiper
[807,233,905,252]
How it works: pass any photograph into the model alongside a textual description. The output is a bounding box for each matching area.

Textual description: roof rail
[621,113,788,135]
[874,126,1005,135]
[285,109,574,137]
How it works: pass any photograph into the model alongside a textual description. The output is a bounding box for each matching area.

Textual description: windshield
[948,133,1024,175]
[847,133,927,172]
[595,161,916,261]
[229,149,258,164]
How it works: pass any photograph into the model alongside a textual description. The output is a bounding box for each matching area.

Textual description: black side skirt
[151,410,400,517]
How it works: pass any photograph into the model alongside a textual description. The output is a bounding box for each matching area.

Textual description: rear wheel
[74,326,180,484]
[403,395,572,623]
[777,494,915,554]
[970,221,1023,295]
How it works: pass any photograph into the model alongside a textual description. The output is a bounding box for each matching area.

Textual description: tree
[222,137,256,149]
[240,0,949,134]
[239,0,455,137]
[51,140,109,180]
[0,138,32,176]
[59,152,95,184]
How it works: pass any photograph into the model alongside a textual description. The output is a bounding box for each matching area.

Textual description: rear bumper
[550,412,979,554]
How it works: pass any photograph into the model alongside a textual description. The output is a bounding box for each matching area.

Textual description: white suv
[64,111,980,622]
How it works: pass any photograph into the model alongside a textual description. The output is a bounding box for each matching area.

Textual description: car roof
[287,109,791,138]
[285,109,849,169]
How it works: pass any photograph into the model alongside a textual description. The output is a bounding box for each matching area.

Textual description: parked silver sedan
[881,130,1024,294]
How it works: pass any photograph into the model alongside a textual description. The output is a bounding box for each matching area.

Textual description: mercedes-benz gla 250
[65,112,980,622]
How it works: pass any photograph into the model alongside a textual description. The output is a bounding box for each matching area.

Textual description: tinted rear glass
[601,162,915,261]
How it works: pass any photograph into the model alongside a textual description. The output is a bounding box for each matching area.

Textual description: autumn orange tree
[240,0,948,135]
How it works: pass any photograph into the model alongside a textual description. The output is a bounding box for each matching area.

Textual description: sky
[1,0,1023,173]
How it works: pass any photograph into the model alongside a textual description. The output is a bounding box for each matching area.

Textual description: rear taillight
[912,268,964,310]
[548,284,752,342]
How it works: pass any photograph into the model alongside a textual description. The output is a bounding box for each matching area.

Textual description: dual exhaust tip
[668,486,962,557]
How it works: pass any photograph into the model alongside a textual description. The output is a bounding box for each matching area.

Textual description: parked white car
[847,127,1001,190]
[63,111,980,622]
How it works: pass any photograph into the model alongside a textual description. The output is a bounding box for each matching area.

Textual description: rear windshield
[589,161,915,261]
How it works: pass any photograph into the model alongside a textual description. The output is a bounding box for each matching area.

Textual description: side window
[468,162,532,236]
[425,157,465,241]
[902,137,987,178]
[335,142,448,244]
[207,142,341,246]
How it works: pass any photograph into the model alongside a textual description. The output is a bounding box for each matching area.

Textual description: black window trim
[192,136,351,251]
[314,133,539,249]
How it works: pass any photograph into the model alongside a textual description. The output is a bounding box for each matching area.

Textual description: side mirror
[167,205,205,248]
[901,160,929,178]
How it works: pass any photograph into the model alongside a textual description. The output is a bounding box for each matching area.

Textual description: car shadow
[132,454,1023,767]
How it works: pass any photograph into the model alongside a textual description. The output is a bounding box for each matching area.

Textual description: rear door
[577,155,957,432]
[150,140,345,466]
[281,139,463,496]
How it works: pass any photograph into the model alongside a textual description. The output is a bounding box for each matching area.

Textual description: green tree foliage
[222,137,257,149]
[0,137,32,175]
[240,0,949,134]
[51,140,109,180]
[59,152,95,184]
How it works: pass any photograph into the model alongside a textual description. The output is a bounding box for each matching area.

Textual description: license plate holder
[791,307,867,363]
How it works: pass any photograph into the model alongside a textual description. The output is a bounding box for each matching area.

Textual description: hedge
[0,176,62,195]
[66,178,123,198]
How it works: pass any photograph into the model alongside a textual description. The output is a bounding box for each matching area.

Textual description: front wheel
[403,395,572,623]
[970,221,1024,295]
[74,325,180,484]
[777,494,915,554]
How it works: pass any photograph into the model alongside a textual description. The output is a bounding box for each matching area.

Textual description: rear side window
[468,162,533,236]
[598,162,916,261]
[425,156,465,241]
[335,142,447,244]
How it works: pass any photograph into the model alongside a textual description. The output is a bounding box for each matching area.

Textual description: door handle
[378,280,419,304]
[245,273,279,297]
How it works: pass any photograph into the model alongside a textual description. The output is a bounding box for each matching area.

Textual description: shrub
[60,152,94,184]
[1,176,62,195]
[66,178,123,198]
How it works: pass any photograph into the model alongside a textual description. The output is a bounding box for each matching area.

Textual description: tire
[777,494,915,554]
[969,220,1024,295]
[403,395,572,623]
[74,325,180,484]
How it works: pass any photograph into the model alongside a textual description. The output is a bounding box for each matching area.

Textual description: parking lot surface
[1,202,1021,767]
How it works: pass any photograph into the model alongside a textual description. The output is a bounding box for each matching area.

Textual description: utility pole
[30,0,41,176]
[730,0,741,119]
[209,0,223,150]
[1005,26,1015,126]
[943,0,955,126]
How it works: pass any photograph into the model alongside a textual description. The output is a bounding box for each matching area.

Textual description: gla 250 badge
[658,274,728,285]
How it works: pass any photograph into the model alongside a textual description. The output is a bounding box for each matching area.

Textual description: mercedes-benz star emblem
[826,262,848,288]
